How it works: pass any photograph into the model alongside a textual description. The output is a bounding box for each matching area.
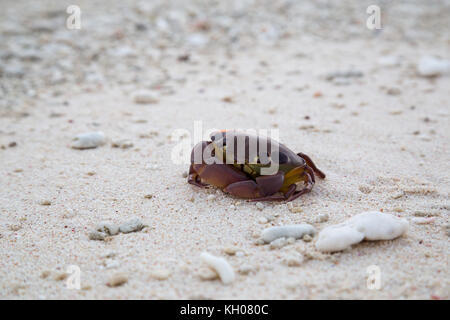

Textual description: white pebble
[269,237,288,249]
[315,225,364,252]
[315,211,409,252]
[377,55,400,67]
[417,56,450,77]
[132,90,159,104]
[258,217,268,224]
[119,219,145,233]
[72,131,106,150]
[347,211,409,241]
[261,224,316,243]
[200,252,234,285]
[282,253,304,267]
[96,222,119,236]
[412,217,435,224]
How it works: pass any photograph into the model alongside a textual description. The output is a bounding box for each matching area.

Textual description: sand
[0,0,449,299]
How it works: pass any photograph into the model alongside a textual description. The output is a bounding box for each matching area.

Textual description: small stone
[417,56,450,77]
[258,217,268,224]
[8,141,17,148]
[9,224,22,231]
[269,237,288,249]
[411,217,435,224]
[198,267,219,281]
[89,230,107,241]
[261,224,316,243]
[315,211,409,252]
[315,214,329,223]
[54,272,69,281]
[150,269,171,280]
[222,96,233,103]
[119,219,145,233]
[386,88,402,96]
[282,253,304,267]
[377,55,400,67]
[444,224,450,237]
[288,204,303,213]
[72,132,106,150]
[96,222,120,236]
[238,264,255,275]
[111,139,134,149]
[40,270,51,279]
[302,234,313,242]
[144,194,153,199]
[223,246,238,256]
[358,184,373,194]
[391,192,404,199]
[132,90,159,104]
[107,273,128,287]
[40,200,51,206]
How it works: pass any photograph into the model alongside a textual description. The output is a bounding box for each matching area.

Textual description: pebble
[54,272,69,281]
[282,253,304,267]
[198,267,219,281]
[417,56,450,77]
[237,264,254,275]
[444,224,450,237]
[96,222,120,236]
[119,219,145,233]
[200,252,235,285]
[386,87,402,96]
[302,234,313,242]
[315,211,409,252]
[150,269,171,280]
[358,184,373,194]
[411,217,435,224]
[72,131,106,150]
[132,90,159,104]
[269,237,288,249]
[107,273,128,287]
[377,55,401,67]
[111,139,134,149]
[88,230,107,241]
[258,217,268,224]
[314,213,329,223]
[261,224,316,243]
[39,200,51,206]
[223,246,239,256]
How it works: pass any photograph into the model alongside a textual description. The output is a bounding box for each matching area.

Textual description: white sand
[0,0,449,299]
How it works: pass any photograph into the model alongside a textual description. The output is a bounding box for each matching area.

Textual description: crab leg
[187,164,209,188]
[224,172,285,199]
[297,152,326,179]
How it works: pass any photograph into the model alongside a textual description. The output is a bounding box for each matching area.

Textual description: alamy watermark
[366,265,381,290]
[366,5,382,30]
[66,265,81,290]
[66,5,81,30]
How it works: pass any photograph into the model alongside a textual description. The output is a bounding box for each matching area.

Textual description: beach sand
[0,0,449,299]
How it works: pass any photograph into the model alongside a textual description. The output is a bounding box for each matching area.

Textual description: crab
[187,130,325,202]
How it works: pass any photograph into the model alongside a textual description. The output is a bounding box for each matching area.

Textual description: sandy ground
[0,1,449,299]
